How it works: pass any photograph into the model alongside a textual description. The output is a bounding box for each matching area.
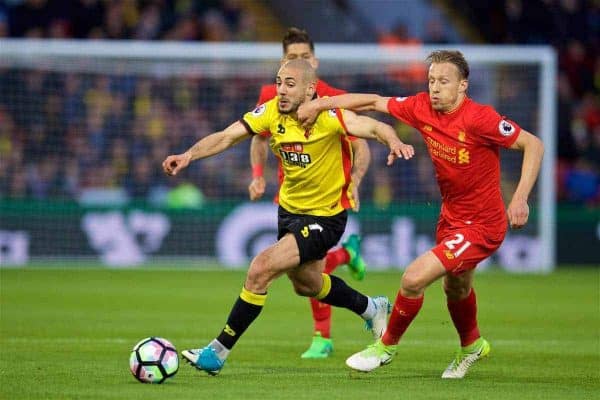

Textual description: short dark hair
[426,50,470,79]
[282,27,315,54]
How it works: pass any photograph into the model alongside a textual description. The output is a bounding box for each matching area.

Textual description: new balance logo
[308,223,323,232]
[223,324,236,337]
[301,223,323,238]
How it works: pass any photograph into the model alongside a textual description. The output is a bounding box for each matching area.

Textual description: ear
[459,79,468,94]
[312,57,320,69]
[306,81,316,99]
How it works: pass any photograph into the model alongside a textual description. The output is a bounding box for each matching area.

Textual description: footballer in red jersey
[247,27,372,360]
[298,50,544,378]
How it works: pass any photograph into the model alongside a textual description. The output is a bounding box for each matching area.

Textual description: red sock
[382,293,424,346]
[309,297,332,338]
[324,247,350,274]
[447,289,480,347]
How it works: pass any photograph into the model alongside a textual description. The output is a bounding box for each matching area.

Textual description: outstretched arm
[162,121,250,176]
[343,110,414,166]
[506,129,544,229]
[298,94,392,127]
[248,134,269,200]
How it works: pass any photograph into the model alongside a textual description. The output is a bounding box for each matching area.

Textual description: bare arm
[350,138,370,187]
[343,110,415,166]
[349,138,370,212]
[248,134,269,200]
[298,94,392,127]
[162,120,250,176]
[506,129,544,229]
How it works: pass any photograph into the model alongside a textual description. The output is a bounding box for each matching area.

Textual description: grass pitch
[1,267,598,400]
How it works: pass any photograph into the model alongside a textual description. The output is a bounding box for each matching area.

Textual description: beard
[278,98,301,114]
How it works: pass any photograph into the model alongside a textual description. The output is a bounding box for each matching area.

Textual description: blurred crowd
[0,0,598,207]
[0,64,438,207]
[0,0,257,41]
[450,0,599,204]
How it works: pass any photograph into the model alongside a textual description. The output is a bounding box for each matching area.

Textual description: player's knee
[443,279,471,300]
[290,280,316,297]
[246,258,270,292]
[401,272,425,296]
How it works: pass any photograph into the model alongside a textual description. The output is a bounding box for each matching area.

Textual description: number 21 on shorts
[443,233,471,260]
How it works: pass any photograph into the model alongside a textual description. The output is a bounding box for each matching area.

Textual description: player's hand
[248,176,266,201]
[507,197,529,229]
[387,142,415,165]
[297,101,319,129]
[162,153,191,176]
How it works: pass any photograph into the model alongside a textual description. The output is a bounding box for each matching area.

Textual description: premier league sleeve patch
[498,119,516,136]
[252,104,266,117]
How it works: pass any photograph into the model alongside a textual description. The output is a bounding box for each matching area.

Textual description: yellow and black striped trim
[240,287,267,306]
[315,273,332,300]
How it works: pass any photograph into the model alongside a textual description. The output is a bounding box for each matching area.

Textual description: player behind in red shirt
[248,27,371,359]
[298,50,544,378]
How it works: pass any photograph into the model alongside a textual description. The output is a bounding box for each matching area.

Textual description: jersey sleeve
[387,95,419,127]
[241,100,275,136]
[468,105,521,148]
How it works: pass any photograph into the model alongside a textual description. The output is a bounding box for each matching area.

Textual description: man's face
[276,65,312,114]
[428,62,467,112]
[283,43,319,69]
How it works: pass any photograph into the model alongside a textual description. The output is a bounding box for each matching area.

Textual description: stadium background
[0,2,598,400]
[0,0,598,269]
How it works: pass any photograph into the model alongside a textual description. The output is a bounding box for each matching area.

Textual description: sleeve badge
[251,104,266,117]
[498,119,515,136]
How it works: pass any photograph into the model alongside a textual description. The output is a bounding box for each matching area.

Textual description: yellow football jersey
[242,98,355,216]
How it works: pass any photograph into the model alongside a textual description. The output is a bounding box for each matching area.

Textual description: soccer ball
[129,337,179,384]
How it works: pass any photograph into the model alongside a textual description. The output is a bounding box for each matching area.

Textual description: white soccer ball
[129,337,179,384]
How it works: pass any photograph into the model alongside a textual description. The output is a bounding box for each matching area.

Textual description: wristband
[252,164,264,178]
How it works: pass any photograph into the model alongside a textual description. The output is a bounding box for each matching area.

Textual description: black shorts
[277,206,347,265]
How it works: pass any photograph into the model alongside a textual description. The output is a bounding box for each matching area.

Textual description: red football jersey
[387,92,521,230]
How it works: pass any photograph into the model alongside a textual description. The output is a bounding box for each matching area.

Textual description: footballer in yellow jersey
[162,60,414,375]
[241,97,355,216]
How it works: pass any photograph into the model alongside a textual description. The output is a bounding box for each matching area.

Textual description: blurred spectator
[423,18,450,44]
[0,0,597,208]
[449,0,599,205]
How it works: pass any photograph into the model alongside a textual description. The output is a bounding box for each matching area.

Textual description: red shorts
[431,219,506,275]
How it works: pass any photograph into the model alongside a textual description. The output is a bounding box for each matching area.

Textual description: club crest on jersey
[499,119,515,136]
[395,97,407,102]
[328,109,337,117]
[252,104,266,116]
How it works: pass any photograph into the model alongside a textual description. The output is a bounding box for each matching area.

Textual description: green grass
[1,267,598,400]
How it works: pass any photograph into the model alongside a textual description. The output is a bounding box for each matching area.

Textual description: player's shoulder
[248,97,278,119]
[315,106,346,130]
[316,80,346,96]
[462,98,499,123]
[464,97,495,113]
